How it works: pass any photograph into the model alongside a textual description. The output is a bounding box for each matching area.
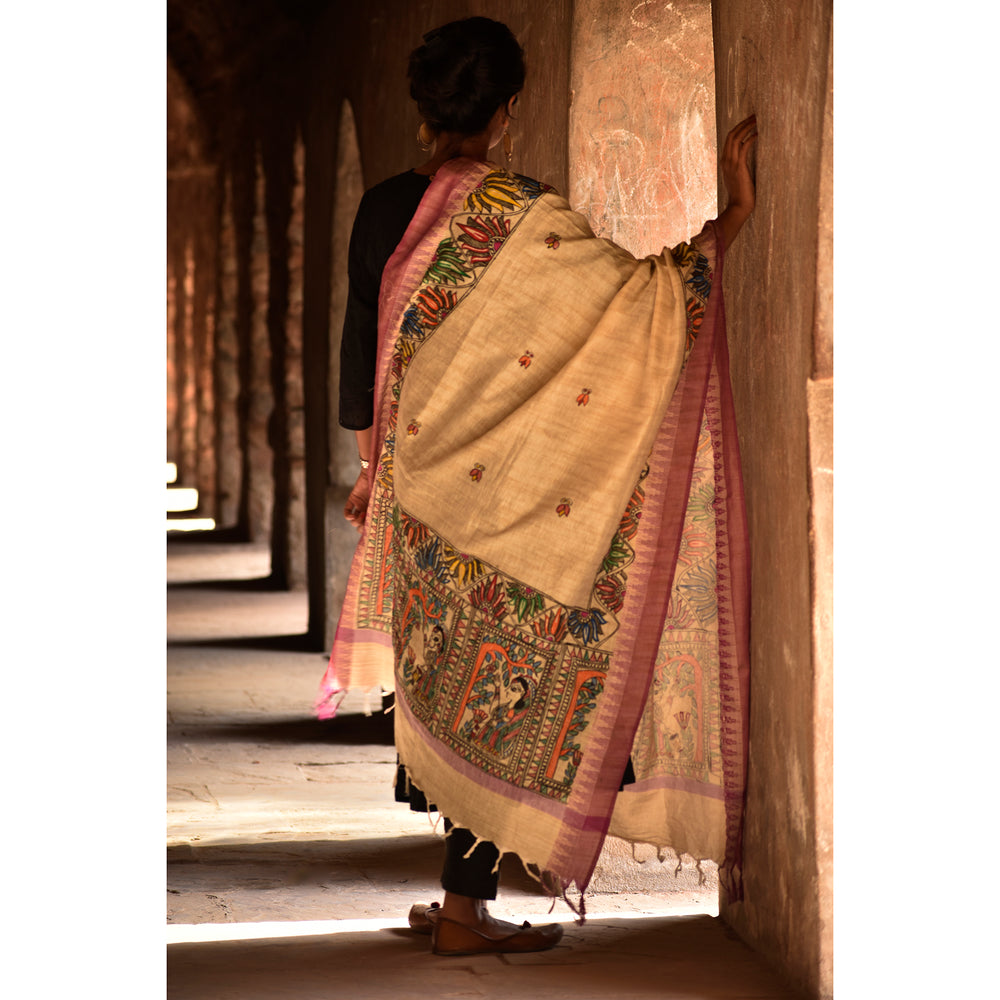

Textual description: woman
[317,17,756,956]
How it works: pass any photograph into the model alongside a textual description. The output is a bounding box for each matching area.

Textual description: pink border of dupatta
[545,222,751,897]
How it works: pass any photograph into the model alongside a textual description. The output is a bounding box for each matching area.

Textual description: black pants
[398,758,635,899]
[441,819,500,899]
[395,764,500,899]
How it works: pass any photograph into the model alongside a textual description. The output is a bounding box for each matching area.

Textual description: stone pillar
[710,2,832,998]
[247,145,275,544]
[214,168,242,528]
[176,238,198,485]
[191,176,218,518]
[569,0,717,253]
[262,123,308,590]
[286,135,308,588]
[166,245,179,466]
[325,99,366,650]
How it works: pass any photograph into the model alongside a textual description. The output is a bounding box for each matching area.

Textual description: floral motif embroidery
[670,240,713,354]
[469,463,485,482]
[556,498,573,517]
[567,608,607,645]
[518,351,534,368]
[532,607,568,643]
[397,509,431,549]
[465,172,523,214]
[424,237,470,285]
[469,575,507,621]
[406,420,421,436]
[594,573,626,613]
[545,232,561,249]
[457,215,512,267]
[507,582,545,622]
[576,388,591,406]
[440,545,487,587]
[414,287,458,328]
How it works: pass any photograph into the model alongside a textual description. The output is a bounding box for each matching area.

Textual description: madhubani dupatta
[317,157,749,901]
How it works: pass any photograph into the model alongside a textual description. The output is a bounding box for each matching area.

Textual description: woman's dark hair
[408,17,525,136]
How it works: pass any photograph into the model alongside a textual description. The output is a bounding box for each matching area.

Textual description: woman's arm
[716,114,758,250]
[344,427,374,532]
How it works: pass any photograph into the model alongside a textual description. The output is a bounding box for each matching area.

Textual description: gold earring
[418,121,435,150]
[503,129,513,167]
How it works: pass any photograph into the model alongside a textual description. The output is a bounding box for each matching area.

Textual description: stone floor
[166,539,804,998]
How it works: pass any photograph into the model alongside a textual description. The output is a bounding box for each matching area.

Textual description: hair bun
[408,18,525,136]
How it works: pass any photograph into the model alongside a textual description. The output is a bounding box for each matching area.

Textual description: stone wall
[711,3,832,997]
[569,0,717,254]
[567,2,832,995]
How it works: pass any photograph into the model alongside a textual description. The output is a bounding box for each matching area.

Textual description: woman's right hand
[718,114,758,248]
[344,470,372,532]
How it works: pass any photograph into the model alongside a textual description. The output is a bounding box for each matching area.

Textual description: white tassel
[462,836,485,860]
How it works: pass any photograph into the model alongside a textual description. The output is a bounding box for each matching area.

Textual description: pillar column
[247,144,274,544]
[192,175,218,518]
[214,168,241,528]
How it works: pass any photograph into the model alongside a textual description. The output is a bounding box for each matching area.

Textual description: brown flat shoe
[407,901,440,935]
[430,912,564,956]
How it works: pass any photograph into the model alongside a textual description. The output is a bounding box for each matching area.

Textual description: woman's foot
[428,895,563,956]
[407,901,440,935]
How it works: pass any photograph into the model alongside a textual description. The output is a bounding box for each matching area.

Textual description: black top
[339,170,432,430]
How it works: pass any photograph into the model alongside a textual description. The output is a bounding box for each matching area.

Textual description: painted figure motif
[466,675,533,756]
[404,622,448,702]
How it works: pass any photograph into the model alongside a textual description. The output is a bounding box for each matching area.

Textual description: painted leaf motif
[424,238,470,284]
[414,287,458,328]
[440,543,487,587]
[400,304,425,341]
[532,608,567,643]
[567,608,607,645]
[515,174,551,202]
[616,485,645,540]
[469,575,507,620]
[465,171,522,214]
[457,215,511,266]
[594,573,626,613]
[398,510,430,550]
[601,533,633,574]
[507,582,545,622]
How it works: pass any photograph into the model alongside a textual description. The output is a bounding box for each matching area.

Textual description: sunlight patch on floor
[166,907,715,944]
[168,487,199,511]
[167,517,217,532]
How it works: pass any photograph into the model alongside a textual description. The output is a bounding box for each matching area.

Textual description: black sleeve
[337,172,431,430]
[338,193,380,430]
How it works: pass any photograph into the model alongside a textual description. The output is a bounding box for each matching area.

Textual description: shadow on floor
[167,914,802,1000]
[167,633,318,651]
[167,577,283,592]
[167,836,549,896]
[170,713,395,745]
